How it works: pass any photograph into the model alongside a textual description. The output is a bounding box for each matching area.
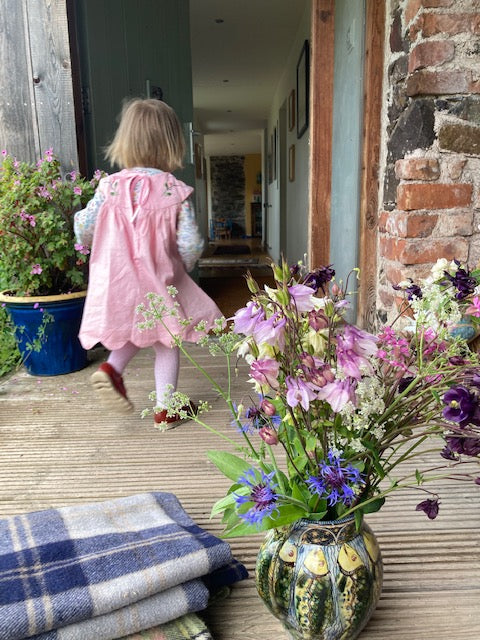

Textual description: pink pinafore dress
[79,169,221,350]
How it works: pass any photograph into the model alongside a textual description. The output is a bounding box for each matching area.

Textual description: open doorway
[189,0,310,315]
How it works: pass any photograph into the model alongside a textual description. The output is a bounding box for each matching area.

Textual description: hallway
[198,238,274,318]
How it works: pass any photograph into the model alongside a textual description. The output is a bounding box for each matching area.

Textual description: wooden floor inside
[1,249,480,639]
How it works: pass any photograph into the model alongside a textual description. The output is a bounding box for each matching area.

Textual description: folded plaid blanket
[120,613,212,640]
[0,493,247,640]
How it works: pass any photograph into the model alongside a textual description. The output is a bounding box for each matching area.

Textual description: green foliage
[0,149,104,296]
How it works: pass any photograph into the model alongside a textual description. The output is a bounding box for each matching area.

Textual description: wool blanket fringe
[0,492,247,640]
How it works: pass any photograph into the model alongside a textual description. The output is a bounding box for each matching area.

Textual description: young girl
[74,98,222,427]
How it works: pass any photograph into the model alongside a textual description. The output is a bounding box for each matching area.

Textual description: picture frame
[273,126,277,181]
[289,144,295,182]
[296,40,310,139]
[194,143,203,179]
[288,89,295,132]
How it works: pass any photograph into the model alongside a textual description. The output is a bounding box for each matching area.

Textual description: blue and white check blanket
[0,492,247,640]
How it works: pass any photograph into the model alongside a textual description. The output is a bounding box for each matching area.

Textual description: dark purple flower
[415,498,439,520]
[442,385,480,427]
[307,450,363,507]
[444,435,480,457]
[234,469,279,525]
[475,477,480,486]
[398,376,415,394]
[304,265,335,293]
[442,261,476,300]
[393,279,422,301]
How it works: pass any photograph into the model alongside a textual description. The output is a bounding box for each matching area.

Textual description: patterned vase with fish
[255,515,383,640]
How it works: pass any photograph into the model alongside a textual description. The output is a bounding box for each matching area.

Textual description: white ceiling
[189,0,309,156]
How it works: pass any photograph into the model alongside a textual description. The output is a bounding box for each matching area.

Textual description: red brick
[379,288,395,309]
[397,183,472,210]
[406,69,471,96]
[421,12,472,37]
[383,211,437,237]
[395,157,440,180]
[385,264,406,287]
[408,40,455,73]
[405,0,423,25]
[378,211,390,233]
[422,0,454,6]
[379,236,407,262]
[446,158,467,180]
[473,15,480,35]
[393,238,469,265]
[470,78,480,94]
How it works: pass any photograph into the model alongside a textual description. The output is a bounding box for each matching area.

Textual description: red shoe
[153,402,197,430]
[90,363,134,414]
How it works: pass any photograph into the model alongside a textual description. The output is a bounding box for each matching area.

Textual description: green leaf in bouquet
[206,450,253,482]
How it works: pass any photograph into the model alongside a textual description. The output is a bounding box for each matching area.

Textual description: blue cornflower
[234,469,279,525]
[307,450,364,507]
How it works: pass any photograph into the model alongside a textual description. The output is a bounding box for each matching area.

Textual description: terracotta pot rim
[0,290,87,304]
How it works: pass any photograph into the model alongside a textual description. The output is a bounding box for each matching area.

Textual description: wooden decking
[1,345,479,639]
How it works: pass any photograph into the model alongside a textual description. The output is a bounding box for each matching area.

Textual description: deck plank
[1,345,479,639]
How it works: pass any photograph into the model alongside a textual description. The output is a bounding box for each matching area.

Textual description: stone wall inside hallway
[378,0,480,323]
[210,156,246,237]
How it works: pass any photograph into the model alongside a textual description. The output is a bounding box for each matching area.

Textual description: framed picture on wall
[194,143,203,179]
[289,144,295,182]
[273,126,277,181]
[296,40,310,139]
[288,89,295,132]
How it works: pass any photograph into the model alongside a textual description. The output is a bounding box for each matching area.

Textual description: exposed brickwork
[376,1,480,324]
[395,157,440,180]
[408,41,455,73]
[406,70,472,96]
[397,183,473,210]
[421,12,477,37]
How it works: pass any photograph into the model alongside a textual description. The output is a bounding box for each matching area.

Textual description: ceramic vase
[255,515,383,640]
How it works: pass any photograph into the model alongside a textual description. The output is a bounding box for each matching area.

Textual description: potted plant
[0,149,104,375]
[137,257,480,640]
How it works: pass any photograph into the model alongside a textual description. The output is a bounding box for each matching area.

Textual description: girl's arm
[176,198,204,272]
[73,188,106,247]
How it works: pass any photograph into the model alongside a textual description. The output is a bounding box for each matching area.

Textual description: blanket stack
[0,492,248,640]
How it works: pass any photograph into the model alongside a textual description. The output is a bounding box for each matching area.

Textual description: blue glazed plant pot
[255,515,383,640]
[0,291,87,376]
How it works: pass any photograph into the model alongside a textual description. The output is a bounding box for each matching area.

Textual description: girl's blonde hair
[105,98,185,171]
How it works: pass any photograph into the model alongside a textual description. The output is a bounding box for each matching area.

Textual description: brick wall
[378,0,480,322]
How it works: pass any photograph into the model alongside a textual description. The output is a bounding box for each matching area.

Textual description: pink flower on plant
[233,301,265,336]
[336,325,378,379]
[30,263,42,275]
[37,186,52,200]
[249,358,280,390]
[288,284,316,312]
[286,376,317,410]
[252,312,286,349]
[1,150,7,156]
[465,296,480,318]
[317,378,357,412]
[44,148,54,162]
[74,243,90,255]
[73,186,83,196]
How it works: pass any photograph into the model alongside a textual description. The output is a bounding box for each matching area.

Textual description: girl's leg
[108,342,140,374]
[91,342,139,414]
[152,342,179,409]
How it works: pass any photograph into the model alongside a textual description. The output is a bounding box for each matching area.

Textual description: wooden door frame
[309,0,385,328]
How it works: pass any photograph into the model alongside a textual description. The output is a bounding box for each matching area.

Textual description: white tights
[107,341,179,409]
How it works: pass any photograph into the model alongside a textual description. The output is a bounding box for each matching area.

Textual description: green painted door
[329,0,366,315]
[75,0,194,187]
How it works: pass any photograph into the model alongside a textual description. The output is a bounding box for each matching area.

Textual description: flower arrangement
[138,258,480,537]
[0,149,104,296]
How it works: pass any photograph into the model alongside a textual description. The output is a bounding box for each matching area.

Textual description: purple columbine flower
[393,279,422,301]
[336,325,378,380]
[307,450,363,507]
[252,312,286,349]
[442,261,476,300]
[317,377,357,412]
[287,284,316,312]
[442,385,480,427]
[234,469,279,525]
[303,265,335,294]
[249,358,280,390]
[415,498,439,520]
[233,301,265,336]
[444,435,480,458]
[285,375,317,411]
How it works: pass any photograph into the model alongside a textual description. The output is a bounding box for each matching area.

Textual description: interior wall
[266,3,311,264]
[244,154,262,236]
